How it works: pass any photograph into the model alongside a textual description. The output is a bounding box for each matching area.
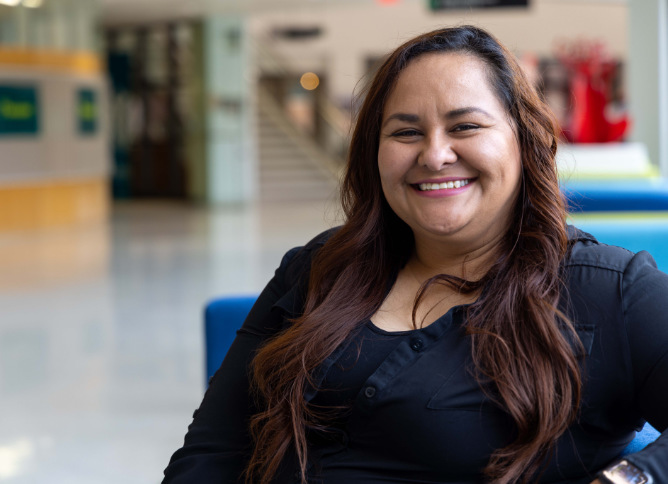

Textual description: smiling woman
[164,26,668,484]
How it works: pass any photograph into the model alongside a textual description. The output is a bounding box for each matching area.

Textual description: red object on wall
[557,40,630,143]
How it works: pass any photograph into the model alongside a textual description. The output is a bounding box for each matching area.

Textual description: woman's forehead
[382,53,504,119]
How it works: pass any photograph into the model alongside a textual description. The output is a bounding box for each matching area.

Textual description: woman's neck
[409,230,507,282]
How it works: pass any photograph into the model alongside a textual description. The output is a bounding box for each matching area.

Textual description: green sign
[429,0,528,9]
[77,88,97,135]
[0,85,39,136]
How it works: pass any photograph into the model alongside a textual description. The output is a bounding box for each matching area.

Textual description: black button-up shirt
[163,227,668,483]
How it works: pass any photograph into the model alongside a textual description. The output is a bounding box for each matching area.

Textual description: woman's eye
[392,129,421,137]
[452,123,479,132]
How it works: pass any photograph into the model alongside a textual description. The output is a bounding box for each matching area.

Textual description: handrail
[257,84,343,181]
[319,99,351,144]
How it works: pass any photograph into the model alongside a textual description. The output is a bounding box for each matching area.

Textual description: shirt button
[410,338,424,352]
[364,386,376,398]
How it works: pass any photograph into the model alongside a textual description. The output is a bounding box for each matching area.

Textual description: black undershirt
[310,321,410,412]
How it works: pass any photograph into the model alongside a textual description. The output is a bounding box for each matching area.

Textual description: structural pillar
[203,16,256,204]
[628,0,668,176]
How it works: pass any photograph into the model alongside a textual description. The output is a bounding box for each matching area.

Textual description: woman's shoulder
[241,227,342,334]
[565,225,645,274]
[268,227,341,313]
[302,225,340,252]
[564,224,668,303]
[280,226,341,278]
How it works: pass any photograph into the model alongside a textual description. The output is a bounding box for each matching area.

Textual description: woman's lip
[411,176,476,185]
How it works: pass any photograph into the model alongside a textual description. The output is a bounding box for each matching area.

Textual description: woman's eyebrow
[382,107,494,127]
[382,113,420,127]
[446,106,494,119]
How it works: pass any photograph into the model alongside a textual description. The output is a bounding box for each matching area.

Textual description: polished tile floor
[0,198,340,484]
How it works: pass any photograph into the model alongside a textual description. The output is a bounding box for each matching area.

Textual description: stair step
[256,101,336,202]
[259,184,338,202]
[260,155,321,166]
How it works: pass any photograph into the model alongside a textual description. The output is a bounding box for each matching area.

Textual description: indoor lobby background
[0,0,666,482]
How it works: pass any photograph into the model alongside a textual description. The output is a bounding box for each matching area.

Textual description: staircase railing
[257,83,343,180]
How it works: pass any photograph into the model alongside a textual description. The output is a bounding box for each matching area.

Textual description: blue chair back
[204,294,258,383]
[623,424,661,455]
[562,179,668,212]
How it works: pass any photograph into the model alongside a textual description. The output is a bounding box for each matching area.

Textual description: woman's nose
[418,134,457,171]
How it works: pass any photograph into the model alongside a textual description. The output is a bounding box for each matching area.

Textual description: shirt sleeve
[619,250,668,479]
[162,245,306,483]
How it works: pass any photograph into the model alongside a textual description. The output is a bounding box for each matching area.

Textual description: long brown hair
[247,26,581,484]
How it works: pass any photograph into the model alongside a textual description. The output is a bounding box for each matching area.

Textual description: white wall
[249,0,628,104]
[0,67,110,185]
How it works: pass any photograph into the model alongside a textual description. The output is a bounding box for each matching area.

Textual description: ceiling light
[300,72,320,91]
[0,0,22,6]
[23,0,43,7]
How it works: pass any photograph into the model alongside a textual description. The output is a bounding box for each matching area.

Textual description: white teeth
[417,179,470,191]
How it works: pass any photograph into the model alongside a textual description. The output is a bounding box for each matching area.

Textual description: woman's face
[378,52,522,249]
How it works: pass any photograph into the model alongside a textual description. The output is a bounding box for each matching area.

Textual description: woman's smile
[412,177,477,197]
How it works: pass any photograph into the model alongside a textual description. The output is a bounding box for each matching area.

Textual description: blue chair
[204,294,258,383]
[203,295,659,453]
[562,178,668,212]
[623,424,661,455]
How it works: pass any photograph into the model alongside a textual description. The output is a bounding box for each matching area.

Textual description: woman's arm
[162,245,306,483]
[597,251,668,483]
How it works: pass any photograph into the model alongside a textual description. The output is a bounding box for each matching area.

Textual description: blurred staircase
[256,87,341,202]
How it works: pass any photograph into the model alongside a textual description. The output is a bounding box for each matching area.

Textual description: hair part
[247,25,581,484]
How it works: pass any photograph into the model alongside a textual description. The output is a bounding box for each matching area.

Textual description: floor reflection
[0,198,338,483]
